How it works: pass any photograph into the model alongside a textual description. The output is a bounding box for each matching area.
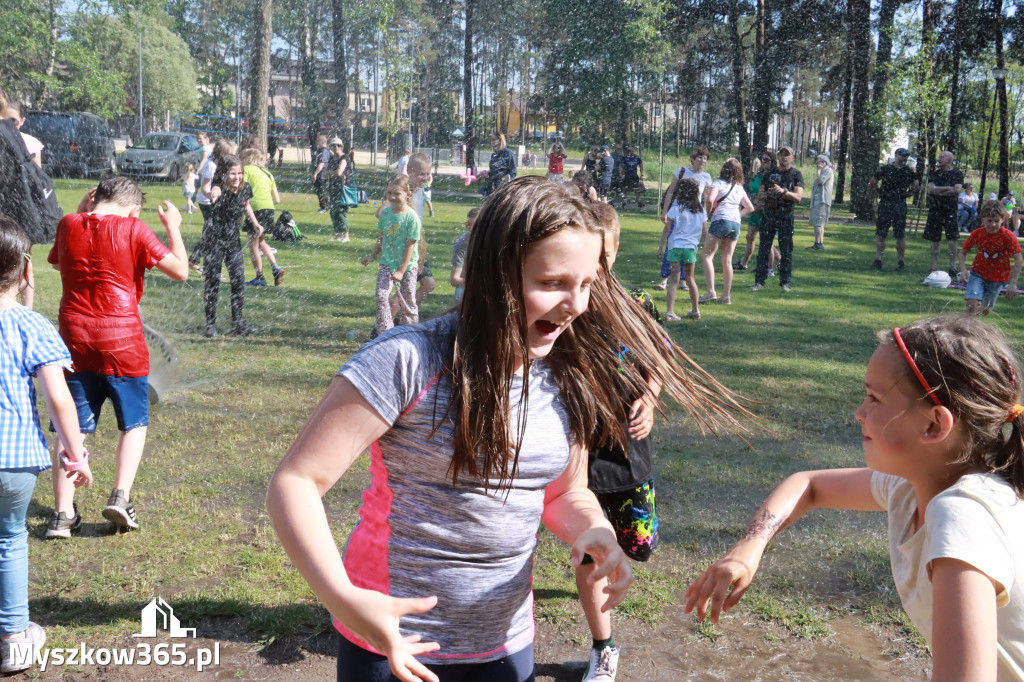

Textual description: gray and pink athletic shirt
[336,312,571,664]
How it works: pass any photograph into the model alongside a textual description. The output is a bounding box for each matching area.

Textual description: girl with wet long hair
[267,177,749,682]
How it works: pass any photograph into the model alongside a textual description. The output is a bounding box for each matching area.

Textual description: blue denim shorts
[65,372,150,433]
[708,219,741,240]
[964,271,1004,310]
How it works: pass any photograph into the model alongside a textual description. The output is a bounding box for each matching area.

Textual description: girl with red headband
[686,313,1024,680]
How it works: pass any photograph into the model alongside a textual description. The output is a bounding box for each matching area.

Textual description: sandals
[698,292,718,303]
[685,310,701,320]
[717,296,732,305]
[664,312,681,321]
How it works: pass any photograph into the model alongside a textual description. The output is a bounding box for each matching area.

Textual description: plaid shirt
[0,306,72,471]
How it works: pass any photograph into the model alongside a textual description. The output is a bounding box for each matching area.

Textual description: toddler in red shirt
[46,177,188,535]
[957,200,1023,316]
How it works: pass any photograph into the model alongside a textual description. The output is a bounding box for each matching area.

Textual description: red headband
[893,327,942,406]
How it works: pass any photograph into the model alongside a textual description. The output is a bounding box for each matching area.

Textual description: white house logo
[134,597,196,638]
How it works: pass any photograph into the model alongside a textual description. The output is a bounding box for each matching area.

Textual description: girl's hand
[336,587,440,682]
[570,528,633,612]
[684,540,764,623]
[210,186,222,202]
[77,188,97,214]
[360,256,371,267]
[392,271,404,283]
[627,397,655,440]
[656,250,664,260]
[66,461,93,488]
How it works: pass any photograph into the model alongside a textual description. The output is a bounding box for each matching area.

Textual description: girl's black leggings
[203,240,245,326]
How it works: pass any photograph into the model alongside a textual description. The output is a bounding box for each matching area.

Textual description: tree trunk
[944,0,965,150]
[463,0,475,170]
[300,1,322,158]
[331,0,348,131]
[849,0,875,219]
[834,23,854,205]
[751,0,771,154]
[728,0,751,176]
[994,0,1009,197]
[248,0,273,151]
[919,0,937,187]
[868,0,900,170]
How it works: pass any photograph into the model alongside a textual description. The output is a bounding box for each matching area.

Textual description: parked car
[117,132,202,180]
[21,110,117,177]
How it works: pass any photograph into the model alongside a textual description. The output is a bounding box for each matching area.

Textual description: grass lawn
[24,170,1015,674]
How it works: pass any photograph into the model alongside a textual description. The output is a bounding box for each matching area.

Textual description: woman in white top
[958,183,979,233]
[807,155,833,250]
[701,159,754,305]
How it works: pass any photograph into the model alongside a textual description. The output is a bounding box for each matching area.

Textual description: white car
[117,132,202,180]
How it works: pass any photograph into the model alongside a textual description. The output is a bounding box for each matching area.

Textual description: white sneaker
[582,646,619,681]
[2,622,46,673]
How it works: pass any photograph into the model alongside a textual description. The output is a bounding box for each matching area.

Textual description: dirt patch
[42,610,929,681]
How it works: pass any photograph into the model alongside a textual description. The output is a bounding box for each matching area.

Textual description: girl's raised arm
[542,442,633,613]
[266,377,441,682]
[684,468,880,624]
[929,558,999,682]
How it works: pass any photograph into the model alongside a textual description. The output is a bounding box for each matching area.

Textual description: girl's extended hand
[336,587,441,682]
[156,201,182,228]
[627,397,655,440]
[360,256,371,267]
[683,540,764,623]
[570,528,633,612]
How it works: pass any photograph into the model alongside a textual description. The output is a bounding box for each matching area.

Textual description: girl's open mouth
[535,319,561,338]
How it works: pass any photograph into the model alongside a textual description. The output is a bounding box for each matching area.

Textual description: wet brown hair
[213,154,243,190]
[671,177,703,214]
[448,176,751,491]
[588,202,620,244]
[719,158,744,185]
[94,176,144,207]
[980,199,1007,220]
[879,314,1024,496]
[0,215,30,291]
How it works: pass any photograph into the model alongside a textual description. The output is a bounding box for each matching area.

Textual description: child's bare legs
[248,233,263,277]
[52,426,146,516]
[416,276,435,306]
[259,237,279,270]
[665,261,681,315]
[684,262,699,314]
[701,236,720,297]
[113,427,146,497]
[720,239,738,300]
[739,226,756,267]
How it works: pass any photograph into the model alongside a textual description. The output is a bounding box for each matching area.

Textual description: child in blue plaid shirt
[0,217,91,674]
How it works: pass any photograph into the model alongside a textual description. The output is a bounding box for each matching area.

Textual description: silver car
[117,132,202,180]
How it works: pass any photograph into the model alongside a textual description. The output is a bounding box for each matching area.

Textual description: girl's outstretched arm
[684,468,880,624]
[930,558,998,682]
[542,442,633,613]
[266,377,441,682]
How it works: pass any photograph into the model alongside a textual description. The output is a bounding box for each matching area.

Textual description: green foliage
[55,40,128,117]
[0,0,53,93]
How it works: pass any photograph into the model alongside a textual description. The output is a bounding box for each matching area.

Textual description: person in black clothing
[620,147,645,210]
[201,155,259,338]
[871,148,918,271]
[486,132,517,195]
[753,147,804,291]
[923,150,965,275]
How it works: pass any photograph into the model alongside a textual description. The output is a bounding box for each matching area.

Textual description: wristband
[59,449,89,472]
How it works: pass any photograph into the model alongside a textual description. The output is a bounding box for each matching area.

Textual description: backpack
[271,210,304,242]
[0,120,62,244]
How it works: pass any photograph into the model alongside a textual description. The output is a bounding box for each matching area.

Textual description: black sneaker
[102,489,139,530]
[871,259,883,269]
[896,261,906,271]
[733,261,748,271]
[949,268,960,279]
[45,503,81,539]
[228,320,256,336]
[204,324,217,338]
